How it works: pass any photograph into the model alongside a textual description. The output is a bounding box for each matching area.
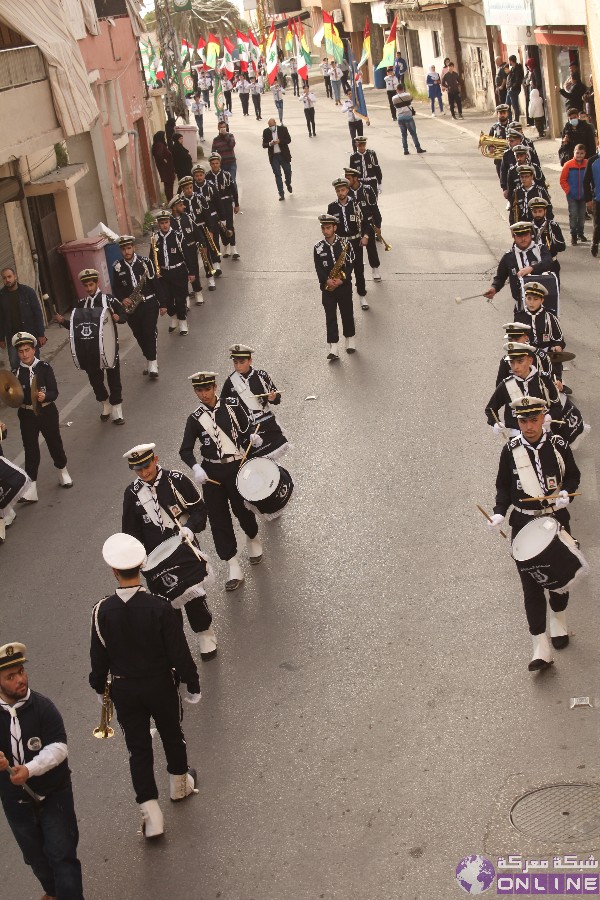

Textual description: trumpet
[201,223,221,262]
[198,242,216,277]
[374,226,392,252]
[93,678,114,739]
[478,131,508,160]
[151,231,161,278]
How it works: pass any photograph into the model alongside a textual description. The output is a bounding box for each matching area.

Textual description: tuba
[478,132,508,160]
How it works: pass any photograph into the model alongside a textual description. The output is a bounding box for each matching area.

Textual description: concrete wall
[455,5,496,111]
[67,131,108,235]
[4,201,35,288]
[0,79,63,166]
[400,11,456,94]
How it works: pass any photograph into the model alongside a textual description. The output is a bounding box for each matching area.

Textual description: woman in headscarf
[171,133,193,180]
[151,131,176,202]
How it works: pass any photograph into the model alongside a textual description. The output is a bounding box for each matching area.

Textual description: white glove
[183,691,202,704]
[97,694,104,706]
[488,513,505,532]
[250,433,263,448]
[220,221,227,228]
[554,490,570,509]
[543,413,552,432]
[193,464,208,485]
[180,526,195,542]
[492,422,503,436]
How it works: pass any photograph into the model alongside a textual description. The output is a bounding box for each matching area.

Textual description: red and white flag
[265,21,278,86]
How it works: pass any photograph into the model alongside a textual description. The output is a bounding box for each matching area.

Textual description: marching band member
[344,166,382,283]
[509,164,553,224]
[484,221,553,311]
[221,344,289,459]
[514,282,564,352]
[349,137,382,196]
[0,642,84,898]
[496,322,553,385]
[12,331,71,501]
[206,153,240,260]
[0,429,29,540]
[489,103,510,179]
[170,191,204,306]
[121,443,217,660]
[179,371,263,591]
[328,178,369,309]
[488,396,580,671]
[111,235,162,378]
[90,533,201,839]
[505,146,546,204]
[314,213,356,360]
[55,268,126,424]
[179,177,217,293]
[192,164,225,277]
[153,209,195,335]
[485,342,561,436]
[529,196,566,280]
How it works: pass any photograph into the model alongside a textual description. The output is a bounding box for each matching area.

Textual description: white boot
[225,555,244,591]
[208,276,216,292]
[195,291,204,305]
[345,337,356,354]
[222,246,231,258]
[528,633,554,671]
[143,358,149,376]
[148,359,159,379]
[169,315,177,333]
[100,400,111,421]
[232,246,240,260]
[197,624,218,660]
[58,468,73,488]
[169,769,198,802]
[3,506,16,526]
[0,520,5,543]
[372,267,382,282]
[186,296,191,311]
[247,535,263,565]
[549,610,569,649]
[327,343,340,360]
[19,481,38,503]
[140,799,164,838]
[112,404,125,425]
[179,319,188,335]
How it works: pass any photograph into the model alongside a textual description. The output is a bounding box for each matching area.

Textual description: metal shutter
[0,204,15,270]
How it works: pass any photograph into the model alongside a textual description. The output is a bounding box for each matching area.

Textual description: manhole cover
[511,784,600,841]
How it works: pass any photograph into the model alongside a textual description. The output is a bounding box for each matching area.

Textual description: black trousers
[366,230,381,269]
[224,89,232,112]
[112,671,188,804]
[18,404,67,480]
[185,244,202,293]
[240,93,249,115]
[251,94,262,118]
[202,89,210,107]
[341,74,350,93]
[209,220,222,258]
[324,75,332,98]
[127,299,159,360]
[387,90,397,120]
[175,594,212,633]
[321,285,355,343]
[159,270,188,320]
[348,120,363,151]
[511,510,571,635]
[202,459,258,560]
[86,359,122,405]
[350,237,366,295]
[220,208,235,248]
[304,107,316,135]
[291,73,299,96]
[448,91,463,117]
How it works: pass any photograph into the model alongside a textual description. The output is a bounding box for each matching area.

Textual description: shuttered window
[0,204,15,271]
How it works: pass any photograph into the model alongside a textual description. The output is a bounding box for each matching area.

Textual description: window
[407,29,422,68]
[432,31,442,59]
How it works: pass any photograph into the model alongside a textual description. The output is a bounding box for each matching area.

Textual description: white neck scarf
[0,688,31,765]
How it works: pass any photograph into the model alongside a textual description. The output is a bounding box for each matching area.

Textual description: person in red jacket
[151,131,176,202]
[560,143,589,245]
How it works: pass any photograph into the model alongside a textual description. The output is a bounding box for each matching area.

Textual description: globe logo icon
[455,855,496,894]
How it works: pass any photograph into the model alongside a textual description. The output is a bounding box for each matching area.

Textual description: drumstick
[490,408,509,439]
[455,293,484,304]
[239,424,260,468]
[254,392,282,398]
[476,504,507,539]
[521,492,581,502]
[0,754,43,803]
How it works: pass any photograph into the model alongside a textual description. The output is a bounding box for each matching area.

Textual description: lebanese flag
[222,37,235,79]
[181,38,193,61]
[294,32,307,81]
[265,21,278,86]
[236,30,249,73]
[197,36,207,71]
[248,29,260,74]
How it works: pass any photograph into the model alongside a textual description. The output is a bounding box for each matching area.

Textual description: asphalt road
[2,88,600,900]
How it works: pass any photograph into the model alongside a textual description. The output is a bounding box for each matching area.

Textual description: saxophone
[325,239,349,292]
[125,266,149,315]
[151,232,161,278]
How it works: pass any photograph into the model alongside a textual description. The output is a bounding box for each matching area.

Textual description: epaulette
[132,479,143,493]
[255,369,269,379]
[508,436,521,449]
[314,240,326,251]
[225,396,240,407]
[550,433,567,449]
[35,360,51,369]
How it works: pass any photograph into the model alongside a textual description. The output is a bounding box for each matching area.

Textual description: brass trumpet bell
[93,724,115,739]
[478,132,508,160]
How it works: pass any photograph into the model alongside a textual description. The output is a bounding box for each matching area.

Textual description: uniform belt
[205,454,243,464]
[164,263,184,269]
[514,504,557,516]
[21,402,51,410]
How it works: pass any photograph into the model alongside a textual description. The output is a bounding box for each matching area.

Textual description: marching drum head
[142,535,181,572]
[511,517,558,562]
[236,457,280,502]
[99,308,117,369]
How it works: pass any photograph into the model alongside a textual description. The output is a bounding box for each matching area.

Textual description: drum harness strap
[511,435,565,516]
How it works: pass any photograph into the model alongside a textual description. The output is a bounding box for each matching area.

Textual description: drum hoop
[511,516,558,562]
[142,534,182,571]
[99,308,117,369]
[236,457,280,501]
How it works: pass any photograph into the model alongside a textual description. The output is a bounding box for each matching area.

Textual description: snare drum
[236,457,294,520]
[556,395,589,450]
[511,517,588,594]
[142,535,209,603]
[70,307,117,371]
[0,457,30,512]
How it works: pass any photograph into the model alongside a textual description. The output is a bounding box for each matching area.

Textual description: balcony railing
[0,45,46,92]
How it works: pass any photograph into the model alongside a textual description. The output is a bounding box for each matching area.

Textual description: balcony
[0,45,46,91]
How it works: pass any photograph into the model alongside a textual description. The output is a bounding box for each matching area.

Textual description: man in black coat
[506,55,524,120]
[560,108,596,162]
[262,118,292,201]
[0,267,46,369]
[557,64,587,114]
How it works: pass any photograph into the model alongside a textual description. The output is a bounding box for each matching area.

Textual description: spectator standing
[584,146,600,256]
[560,143,589,245]
[529,89,546,137]
[440,57,451,87]
[152,130,176,201]
[384,68,398,121]
[212,121,237,183]
[171,133,193,180]
[0,268,46,370]
[559,108,597,163]
[495,62,509,105]
[393,88,426,155]
[557,63,587,114]
[394,51,408,89]
[506,55,524,120]
[441,63,463,119]
[583,75,595,128]
[524,58,540,125]
[426,66,444,116]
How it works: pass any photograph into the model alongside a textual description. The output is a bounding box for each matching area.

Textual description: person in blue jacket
[584,148,600,257]
[426,65,444,116]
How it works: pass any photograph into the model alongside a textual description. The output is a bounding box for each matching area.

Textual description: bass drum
[0,457,30,512]
[142,534,210,603]
[236,457,294,521]
[70,307,117,371]
[511,516,588,594]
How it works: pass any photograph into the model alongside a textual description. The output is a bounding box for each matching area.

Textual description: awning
[0,0,98,137]
[24,163,89,197]
[534,27,587,49]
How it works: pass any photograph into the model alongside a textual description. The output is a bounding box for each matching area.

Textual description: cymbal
[0,368,24,408]
[549,350,576,363]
